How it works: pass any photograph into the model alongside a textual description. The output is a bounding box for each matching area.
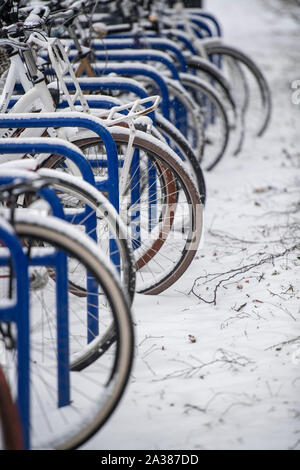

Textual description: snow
[83,0,300,451]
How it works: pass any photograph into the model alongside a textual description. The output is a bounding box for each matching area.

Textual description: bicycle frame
[0,53,34,114]
[0,48,57,140]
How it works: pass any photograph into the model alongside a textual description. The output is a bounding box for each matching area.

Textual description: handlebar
[0,0,118,40]
[23,6,50,28]
[0,36,28,51]
[1,3,77,37]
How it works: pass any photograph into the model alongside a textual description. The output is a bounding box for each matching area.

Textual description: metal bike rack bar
[88,37,188,72]
[68,48,181,80]
[187,11,222,37]
[0,112,119,212]
[66,72,170,121]
[0,220,30,449]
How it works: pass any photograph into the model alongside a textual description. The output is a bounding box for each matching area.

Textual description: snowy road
[83,0,300,450]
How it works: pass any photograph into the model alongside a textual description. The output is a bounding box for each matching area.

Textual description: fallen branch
[265,336,300,351]
[155,349,253,381]
[189,244,300,305]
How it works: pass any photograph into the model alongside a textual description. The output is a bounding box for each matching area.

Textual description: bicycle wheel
[185,56,242,154]
[179,73,231,170]
[152,113,206,205]
[70,127,203,294]
[0,214,134,449]
[0,365,23,450]
[143,75,205,159]
[204,41,272,137]
[186,55,237,122]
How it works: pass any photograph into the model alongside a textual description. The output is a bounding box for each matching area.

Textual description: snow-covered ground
[84,0,300,450]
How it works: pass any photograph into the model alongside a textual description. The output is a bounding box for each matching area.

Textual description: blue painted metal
[107,33,156,40]
[72,71,170,121]
[0,176,65,219]
[0,140,105,348]
[107,31,197,55]
[0,117,126,264]
[0,167,107,447]
[189,17,214,37]
[87,273,99,344]
[164,31,197,55]
[148,160,157,232]
[7,96,134,119]
[130,149,141,249]
[62,79,156,124]
[0,177,71,411]
[89,38,188,73]
[55,248,70,407]
[68,53,186,135]
[0,137,95,183]
[0,114,119,212]
[71,50,181,81]
[27,239,71,413]
[67,42,192,134]
[0,221,30,449]
[189,11,222,37]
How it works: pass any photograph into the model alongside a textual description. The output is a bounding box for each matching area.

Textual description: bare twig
[266,336,300,351]
[221,401,252,418]
[208,229,259,245]
[155,349,254,381]
[189,244,300,305]
[184,404,206,414]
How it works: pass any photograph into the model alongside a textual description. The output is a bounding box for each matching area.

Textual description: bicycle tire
[186,55,236,114]
[5,214,134,449]
[204,41,272,137]
[152,113,206,204]
[162,75,205,158]
[179,72,231,170]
